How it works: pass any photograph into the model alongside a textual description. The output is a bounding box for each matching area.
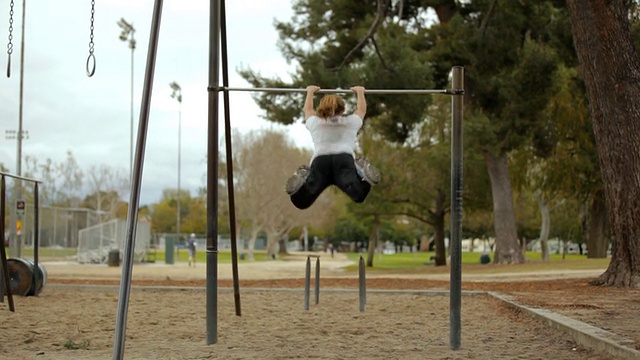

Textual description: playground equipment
[110,0,464,355]
[0,172,44,312]
[304,255,367,313]
[6,257,47,296]
[3,1,463,356]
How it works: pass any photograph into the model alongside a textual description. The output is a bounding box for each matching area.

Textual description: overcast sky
[0,0,312,205]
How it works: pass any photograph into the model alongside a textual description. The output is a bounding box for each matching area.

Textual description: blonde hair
[317,95,345,118]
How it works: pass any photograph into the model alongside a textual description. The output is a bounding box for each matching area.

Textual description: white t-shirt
[305,114,362,161]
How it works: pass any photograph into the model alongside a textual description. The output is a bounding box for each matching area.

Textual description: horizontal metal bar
[0,171,42,183]
[220,86,450,95]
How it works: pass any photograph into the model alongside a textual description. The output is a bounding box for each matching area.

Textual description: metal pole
[206,0,221,345]
[169,82,182,243]
[53,208,57,247]
[314,257,320,305]
[177,93,181,239]
[112,1,164,358]
[129,35,135,183]
[304,256,310,311]
[220,0,241,316]
[222,87,449,95]
[117,18,136,185]
[0,176,16,311]
[11,0,27,259]
[17,0,25,182]
[0,176,4,301]
[359,255,366,312]
[33,183,39,296]
[0,173,41,184]
[449,66,464,351]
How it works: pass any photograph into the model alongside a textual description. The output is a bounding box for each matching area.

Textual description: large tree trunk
[265,237,277,259]
[483,152,525,264]
[534,190,551,261]
[434,189,447,266]
[278,237,288,255]
[534,190,565,261]
[246,226,261,261]
[587,189,608,259]
[247,235,256,261]
[432,0,457,23]
[419,234,431,252]
[567,0,640,287]
[266,230,283,259]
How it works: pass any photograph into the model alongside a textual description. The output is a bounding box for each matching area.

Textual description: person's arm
[304,85,319,119]
[351,86,366,119]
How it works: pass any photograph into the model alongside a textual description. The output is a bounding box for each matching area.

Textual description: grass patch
[11,246,609,276]
[9,247,271,264]
[345,251,609,274]
[17,247,77,260]
[64,340,90,350]
[153,249,271,264]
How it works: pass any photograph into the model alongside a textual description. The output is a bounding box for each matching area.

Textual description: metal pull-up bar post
[449,66,464,351]
[211,73,465,353]
[108,0,463,357]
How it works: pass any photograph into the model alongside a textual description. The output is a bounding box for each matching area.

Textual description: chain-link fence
[77,219,150,264]
[21,205,104,248]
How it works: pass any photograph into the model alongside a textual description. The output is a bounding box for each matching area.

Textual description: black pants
[291,153,372,209]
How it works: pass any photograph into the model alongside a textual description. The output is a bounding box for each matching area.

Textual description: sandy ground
[1,252,638,359]
[0,288,617,360]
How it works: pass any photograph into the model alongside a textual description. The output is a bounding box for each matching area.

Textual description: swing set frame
[96,1,464,359]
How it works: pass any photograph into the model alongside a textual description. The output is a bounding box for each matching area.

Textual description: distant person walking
[188,233,197,267]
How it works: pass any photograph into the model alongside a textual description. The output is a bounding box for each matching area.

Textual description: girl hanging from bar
[285,85,381,209]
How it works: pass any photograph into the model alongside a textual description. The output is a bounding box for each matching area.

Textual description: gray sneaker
[285,165,310,195]
[355,157,381,185]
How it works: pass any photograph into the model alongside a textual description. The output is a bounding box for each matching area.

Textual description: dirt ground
[1,252,639,359]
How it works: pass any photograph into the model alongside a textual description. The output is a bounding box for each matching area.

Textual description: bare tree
[233,129,331,260]
[23,156,58,205]
[22,151,83,207]
[57,150,84,207]
[84,164,128,221]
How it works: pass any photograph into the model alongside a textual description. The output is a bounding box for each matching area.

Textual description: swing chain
[6,0,14,78]
[86,0,96,77]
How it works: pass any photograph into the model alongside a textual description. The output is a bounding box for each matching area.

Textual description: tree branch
[388,197,439,219]
[479,0,498,36]
[370,37,394,72]
[330,0,389,72]
[549,198,566,212]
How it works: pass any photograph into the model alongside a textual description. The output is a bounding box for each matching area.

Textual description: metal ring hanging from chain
[86,0,96,77]
[6,0,14,78]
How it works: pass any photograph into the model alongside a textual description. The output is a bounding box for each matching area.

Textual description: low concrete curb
[490,291,640,360]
